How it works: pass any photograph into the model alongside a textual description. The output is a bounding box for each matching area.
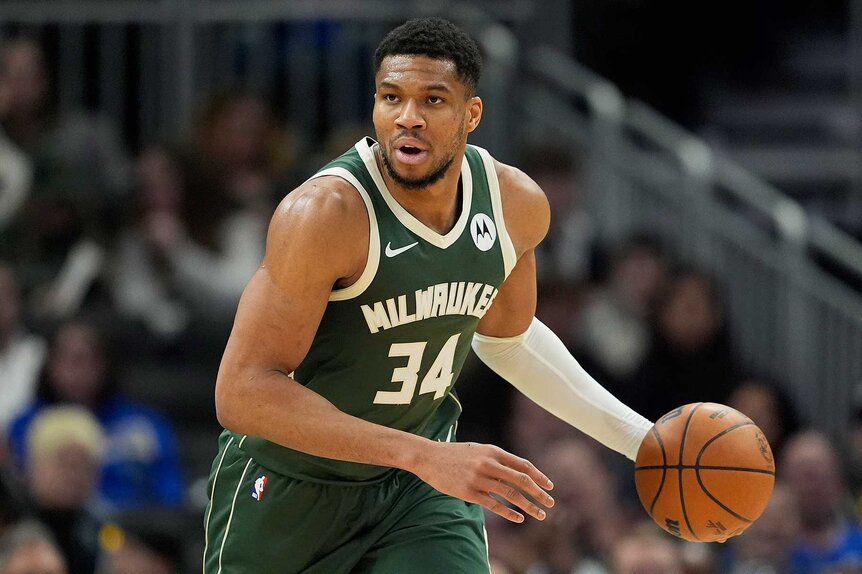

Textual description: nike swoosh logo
[385,241,419,257]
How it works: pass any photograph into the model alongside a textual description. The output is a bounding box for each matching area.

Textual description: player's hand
[410,441,555,523]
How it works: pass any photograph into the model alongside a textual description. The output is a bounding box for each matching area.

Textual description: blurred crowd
[0,35,297,573]
[0,34,861,574]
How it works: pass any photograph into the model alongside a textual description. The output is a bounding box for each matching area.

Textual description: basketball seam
[677,403,703,541]
[696,422,755,457]
[648,425,667,517]
[693,468,756,523]
[693,421,773,525]
[636,464,775,475]
[696,466,774,475]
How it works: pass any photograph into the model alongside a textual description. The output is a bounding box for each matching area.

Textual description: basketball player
[204,17,654,573]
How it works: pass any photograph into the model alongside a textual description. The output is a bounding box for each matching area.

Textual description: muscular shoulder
[493,159,551,256]
[271,175,365,232]
[265,175,368,287]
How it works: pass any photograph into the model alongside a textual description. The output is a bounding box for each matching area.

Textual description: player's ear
[465,96,482,133]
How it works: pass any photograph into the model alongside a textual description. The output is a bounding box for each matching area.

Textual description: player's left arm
[475,160,653,460]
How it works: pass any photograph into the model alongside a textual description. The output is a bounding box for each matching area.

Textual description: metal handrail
[528,44,862,285]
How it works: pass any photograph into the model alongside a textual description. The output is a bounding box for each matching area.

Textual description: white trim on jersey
[357,139,474,249]
[309,167,381,301]
[202,436,235,574]
[473,146,517,278]
[217,458,254,574]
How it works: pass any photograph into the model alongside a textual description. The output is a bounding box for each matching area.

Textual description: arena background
[0,1,860,573]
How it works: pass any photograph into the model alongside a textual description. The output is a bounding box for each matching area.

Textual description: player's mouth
[393,139,429,166]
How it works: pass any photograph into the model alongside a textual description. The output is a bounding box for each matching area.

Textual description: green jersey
[240,137,516,482]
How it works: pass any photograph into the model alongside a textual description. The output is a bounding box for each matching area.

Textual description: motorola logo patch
[470,213,496,251]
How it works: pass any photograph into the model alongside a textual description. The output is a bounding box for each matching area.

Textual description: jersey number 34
[373,333,460,405]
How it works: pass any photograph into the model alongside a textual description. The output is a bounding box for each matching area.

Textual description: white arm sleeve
[472,317,653,460]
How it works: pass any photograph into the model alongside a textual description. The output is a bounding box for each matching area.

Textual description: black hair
[374,17,482,96]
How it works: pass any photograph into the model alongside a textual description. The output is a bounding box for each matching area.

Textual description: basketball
[634,402,775,542]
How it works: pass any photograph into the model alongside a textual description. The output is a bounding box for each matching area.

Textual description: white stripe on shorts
[202,436,235,574]
[217,457,253,574]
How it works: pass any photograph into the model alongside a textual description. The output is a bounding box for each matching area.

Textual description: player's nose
[395,98,425,130]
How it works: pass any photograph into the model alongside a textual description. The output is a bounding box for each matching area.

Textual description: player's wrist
[393,433,435,475]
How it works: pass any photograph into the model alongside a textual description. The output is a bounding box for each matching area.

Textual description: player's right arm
[214,177,554,523]
[215,176,406,466]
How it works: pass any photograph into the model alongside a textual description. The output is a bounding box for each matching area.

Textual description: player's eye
[427,96,443,104]
[383,94,399,103]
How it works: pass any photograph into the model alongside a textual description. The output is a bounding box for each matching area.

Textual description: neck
[374,144,464,234]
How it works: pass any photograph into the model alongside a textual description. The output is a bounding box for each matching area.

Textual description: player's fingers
[476,492,525,523]
[483,478,548,521]
[496,451,554,491]
[490,463,554,510]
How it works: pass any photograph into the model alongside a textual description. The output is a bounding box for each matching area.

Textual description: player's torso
[241,137,516,482]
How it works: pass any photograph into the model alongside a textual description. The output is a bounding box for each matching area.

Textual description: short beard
[380,149,454,191]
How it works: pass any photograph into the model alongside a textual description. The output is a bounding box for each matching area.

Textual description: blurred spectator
[574,233,670,395]
[487,437,638,573]
[303,122,370,175]
[0,262,46,434]
[0,520,66,574]
[488,557,513,574]
[9,318,184,510]
[0,465,27,539]
[628,268,737,421]
[11,190,107,325]
[0,37,128,318]
[536,278,584,351]
[781,431,862,573]
[848,404,862,515]
[98,508,186,574]
[185,88,294,215]
[520,142,594,285]
[0,37,49,153]
[680,541,720,574]
[109,146,193,344]
[533,438,637,566]
[0,36,129,212]
[25,406,105,574]
[723,482,801,574]
[484,511,532,573]
[121,90,293,330]
[0,126,32,233]
[506,394,583,463]
[727,376,801,460]
[610,525,683,574]
[486,510,606,574]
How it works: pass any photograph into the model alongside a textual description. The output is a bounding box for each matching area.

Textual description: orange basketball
[634,402,775,542]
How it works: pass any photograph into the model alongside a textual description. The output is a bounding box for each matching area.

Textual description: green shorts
[203,431,489,573]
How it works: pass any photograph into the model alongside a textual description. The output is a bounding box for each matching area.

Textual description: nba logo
[252,475,268,501]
